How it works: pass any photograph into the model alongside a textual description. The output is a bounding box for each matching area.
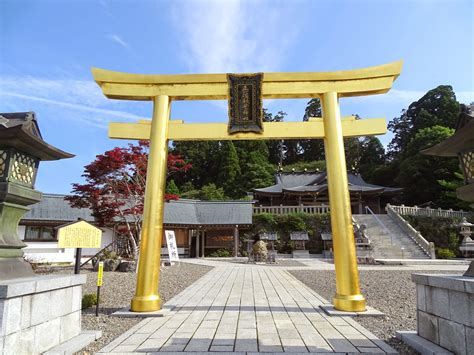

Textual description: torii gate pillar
[92,61,403,312]
[131,95,170,311]
[322,92,365,310]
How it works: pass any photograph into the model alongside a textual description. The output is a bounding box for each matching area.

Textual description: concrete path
[98,263,397,354]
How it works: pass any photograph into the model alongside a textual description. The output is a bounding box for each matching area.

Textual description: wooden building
[19,194,253,262]
[253,171,402,214]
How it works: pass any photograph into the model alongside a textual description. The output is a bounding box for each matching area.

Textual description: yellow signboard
[97,262,104,286]
[57,220,102,248]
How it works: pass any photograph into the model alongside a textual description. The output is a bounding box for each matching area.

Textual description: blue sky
[1,0,473,194]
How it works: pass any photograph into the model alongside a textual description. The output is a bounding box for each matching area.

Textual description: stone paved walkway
[98,263,397,354]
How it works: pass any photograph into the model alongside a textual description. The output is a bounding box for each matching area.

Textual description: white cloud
[170,0,299,74]
[107,34,129,49]
[0,76,147,128]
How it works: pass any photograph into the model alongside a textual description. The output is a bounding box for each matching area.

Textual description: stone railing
[389,204,472,219]
[386,204,436,258]
[253,204,330,215]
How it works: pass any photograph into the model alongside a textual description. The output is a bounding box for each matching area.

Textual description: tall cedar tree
[235,140,275,191]
[395,126,458,207]
[66,140,191,259]
[382,85,465,208]
[388,85,459,159]
[217,141,242,198]
[301,99,325,161]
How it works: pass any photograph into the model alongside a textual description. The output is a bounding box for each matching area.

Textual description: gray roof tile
[22,195,253,226]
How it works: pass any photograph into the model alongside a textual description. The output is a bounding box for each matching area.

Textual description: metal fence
[253,205,330,215]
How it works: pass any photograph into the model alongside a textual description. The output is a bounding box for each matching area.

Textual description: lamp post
[0,112,73,279]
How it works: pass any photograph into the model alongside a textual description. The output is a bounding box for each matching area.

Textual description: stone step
[44,330,102,355]
[353,214,429,259]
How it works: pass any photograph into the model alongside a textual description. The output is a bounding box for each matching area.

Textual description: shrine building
[253,171,402,214]
[18,194,252,262]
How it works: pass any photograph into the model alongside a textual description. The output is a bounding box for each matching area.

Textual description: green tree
[303,98,322,121]
[395,126,459,207]
[166,179,180,196]
[370,85,465,208]
[181,183,227,200]
[241,151,275,189]
[263,109,287,164]
[199,183,226,200]
[280,160,326,172]
[437,172,472,210]
[358,136,386,182]
[235,140,275,191]
[344,137,361,171]
[301,98,325,161]
[388,85,460,159]
[217,141,242,198]
[171,141,220,189]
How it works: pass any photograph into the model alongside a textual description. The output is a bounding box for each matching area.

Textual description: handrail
[389,204,473,219]
[365,206,394,245]
[253,204,330,215]
[80,241,115,268]
[386,204,436,258]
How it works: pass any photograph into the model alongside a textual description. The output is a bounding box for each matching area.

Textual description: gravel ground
[36,263,212,354]
[289,269,459,355]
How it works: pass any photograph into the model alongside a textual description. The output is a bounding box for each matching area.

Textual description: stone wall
[412,273,473,355]
[0,274,86,354]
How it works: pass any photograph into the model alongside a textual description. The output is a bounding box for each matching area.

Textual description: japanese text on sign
[57,220,102,248]
[165,230,179,262]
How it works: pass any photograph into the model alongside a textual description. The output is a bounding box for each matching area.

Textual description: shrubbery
[208,249,231,257]
[82,293,98,309]
[246,212,330,254]
[436,248,456,259]
[403,215,465,256]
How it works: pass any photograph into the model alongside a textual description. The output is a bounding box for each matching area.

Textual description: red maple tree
[65,140,191,259]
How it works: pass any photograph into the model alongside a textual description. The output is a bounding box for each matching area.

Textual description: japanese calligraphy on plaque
[57,220,102,248]
[227,73,264,134]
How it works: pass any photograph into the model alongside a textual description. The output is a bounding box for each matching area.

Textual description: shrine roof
[22,194,95,222]
[166,199,253,226]
[253,171,402,196]
[422,106,474,157]
[22,195,253,226]
[0,112,74,160]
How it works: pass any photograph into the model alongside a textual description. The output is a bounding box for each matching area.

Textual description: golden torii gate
[92,61,402,313]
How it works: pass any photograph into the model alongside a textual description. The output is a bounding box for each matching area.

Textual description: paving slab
[97,263,397,354]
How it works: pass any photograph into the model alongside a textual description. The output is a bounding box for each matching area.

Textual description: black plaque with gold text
[227,73,263,134]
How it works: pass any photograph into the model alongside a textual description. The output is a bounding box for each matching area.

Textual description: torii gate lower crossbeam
[92,61,403,313]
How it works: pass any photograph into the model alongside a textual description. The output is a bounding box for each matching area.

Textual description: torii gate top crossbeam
[92,61,402,101]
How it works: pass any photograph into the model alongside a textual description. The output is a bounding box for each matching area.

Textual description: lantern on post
[0,112,73,279]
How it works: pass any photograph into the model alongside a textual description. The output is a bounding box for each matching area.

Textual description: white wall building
[19,194,114,263]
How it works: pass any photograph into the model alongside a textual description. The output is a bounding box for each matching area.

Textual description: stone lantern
[458,217,474,256]
[0,112,73,279]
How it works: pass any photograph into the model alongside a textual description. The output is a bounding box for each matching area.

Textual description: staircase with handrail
[353,207,430,259]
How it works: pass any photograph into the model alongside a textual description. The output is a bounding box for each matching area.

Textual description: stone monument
[0,112,100,353]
